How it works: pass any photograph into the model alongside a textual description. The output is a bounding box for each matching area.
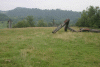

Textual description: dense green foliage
[37,20,47,27]
[13,16,35,28]
[4,7,80,23]
[13,16,62,28]
[0,7,81,28]
[0,27,100,67]
[26,16,35,27]
[0,13,9,21]
[76,6,100,28]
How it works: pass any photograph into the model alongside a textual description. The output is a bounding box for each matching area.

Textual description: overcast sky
[0,0,100,11]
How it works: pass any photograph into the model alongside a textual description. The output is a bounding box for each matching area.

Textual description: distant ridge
[0,7,81,23]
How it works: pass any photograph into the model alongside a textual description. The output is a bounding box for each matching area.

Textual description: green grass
[0,27,100,67]
[0,21,7,29]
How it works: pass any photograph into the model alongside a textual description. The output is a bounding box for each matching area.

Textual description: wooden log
[52,19,70,33]
[90,29,100,33]
[68,27,77,32]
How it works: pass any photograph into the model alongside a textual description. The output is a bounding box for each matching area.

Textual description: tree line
[13,16,54,28]
[1,6,100,28]
[0,7,81,28]
[5,7,80,23]
[76,6,100,28]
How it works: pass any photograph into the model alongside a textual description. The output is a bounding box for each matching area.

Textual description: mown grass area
[0,27,100,67]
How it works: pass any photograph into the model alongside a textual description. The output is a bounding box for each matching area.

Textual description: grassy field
[0,27,100,67]
[0,21,7,29]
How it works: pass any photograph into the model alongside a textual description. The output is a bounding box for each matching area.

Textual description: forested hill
[4,7,81,23]
[0,13,9,21]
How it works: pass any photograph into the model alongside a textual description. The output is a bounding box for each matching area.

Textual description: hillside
[0,27,100,67]
[0,13,9,21]
[4,7,81,23]
[0,13,9,29]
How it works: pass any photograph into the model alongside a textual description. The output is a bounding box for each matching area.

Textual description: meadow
[0,27,100,67]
